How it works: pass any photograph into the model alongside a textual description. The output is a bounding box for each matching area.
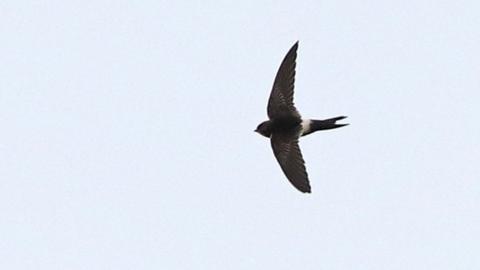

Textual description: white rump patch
[301,119,312,135]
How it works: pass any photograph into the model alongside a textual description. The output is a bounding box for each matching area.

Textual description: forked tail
[311,116,348,132]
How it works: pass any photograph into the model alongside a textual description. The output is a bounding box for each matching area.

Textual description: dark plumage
[255,41,348,193]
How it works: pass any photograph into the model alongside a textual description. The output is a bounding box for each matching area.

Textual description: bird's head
[254,120,272,138]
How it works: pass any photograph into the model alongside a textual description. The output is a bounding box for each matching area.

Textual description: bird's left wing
[267,42,301,120]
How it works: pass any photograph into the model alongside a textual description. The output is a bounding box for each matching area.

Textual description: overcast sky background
[1,1,479,269]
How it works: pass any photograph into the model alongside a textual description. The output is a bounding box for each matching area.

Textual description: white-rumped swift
[255,41,348,193]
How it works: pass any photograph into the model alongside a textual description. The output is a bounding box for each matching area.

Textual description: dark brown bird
[255,41,348,193]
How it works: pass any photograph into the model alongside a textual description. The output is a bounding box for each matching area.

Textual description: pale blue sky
[1,1,479,269]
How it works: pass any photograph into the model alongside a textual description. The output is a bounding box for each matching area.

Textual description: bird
[255,41,348,193]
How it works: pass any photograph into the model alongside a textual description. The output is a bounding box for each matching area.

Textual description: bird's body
[255,41,347,193]
[256,117,347,138]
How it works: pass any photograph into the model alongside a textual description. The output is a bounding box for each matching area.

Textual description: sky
[1,1,479,269]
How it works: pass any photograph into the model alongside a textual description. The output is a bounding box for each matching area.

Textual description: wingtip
[298,185,311,193]
[293,40,299,49]
[287,41,299,56]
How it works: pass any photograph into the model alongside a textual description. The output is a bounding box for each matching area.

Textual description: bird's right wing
[267,42,301,120]
[270,127,311,193]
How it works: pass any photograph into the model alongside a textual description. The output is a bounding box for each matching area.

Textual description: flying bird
[255,41,348,193]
